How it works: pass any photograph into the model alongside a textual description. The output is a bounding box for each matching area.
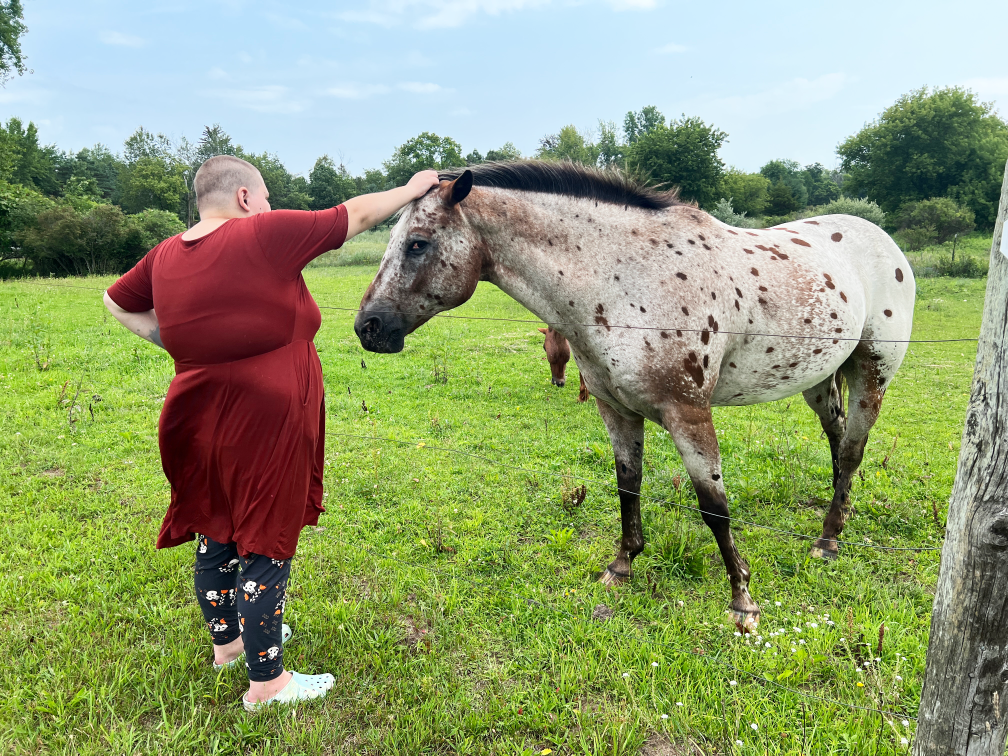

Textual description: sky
[2,0,1007,178]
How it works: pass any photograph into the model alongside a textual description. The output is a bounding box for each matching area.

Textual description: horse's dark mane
[439,160,682,211]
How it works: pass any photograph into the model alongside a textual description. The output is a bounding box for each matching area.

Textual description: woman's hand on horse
[406,170,441,200]
[344,170,443,240]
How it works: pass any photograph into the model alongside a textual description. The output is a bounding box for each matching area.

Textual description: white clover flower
[736,740,744,748]
[677,600,684,607]
[661,713,669,720]
[799,639,806,645]
[902,720,909,728]
[765,642,771,648]
[734,631,742,637]
[676,702,683,707]
[622,672,630,678]
[895,675,903,682]
[775,601,781,606]
[729,680,737,687]
[809,622,818,628]
[901,737,908,745]
[652,661,659,667]
[750,722,758,731]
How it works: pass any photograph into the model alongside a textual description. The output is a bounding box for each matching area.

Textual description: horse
[538,325,590,401]
[354,161,915,628]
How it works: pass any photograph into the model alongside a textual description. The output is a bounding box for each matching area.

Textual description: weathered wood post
[913,160,1008,755]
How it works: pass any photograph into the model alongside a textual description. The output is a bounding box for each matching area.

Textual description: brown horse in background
[538,326,589,401]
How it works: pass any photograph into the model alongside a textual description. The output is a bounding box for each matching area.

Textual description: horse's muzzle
[354,306,407,353]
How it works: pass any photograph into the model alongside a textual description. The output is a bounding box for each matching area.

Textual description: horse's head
[355,170,481,353]
[538,326,570,387]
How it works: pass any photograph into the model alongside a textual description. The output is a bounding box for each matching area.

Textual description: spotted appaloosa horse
[354,161,915,628]
[539,326,590,400]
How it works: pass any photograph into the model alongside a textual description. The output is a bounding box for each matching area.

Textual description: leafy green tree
[196,124,237,163]
[623,106,665,145]
[354,168,388,196]
[125,209,186,252]
[837,86,1008,228]
[465,149,484,165]
[308,155,357,210]
[65,145,124,201]
[719,169,769,217]
[765,180,799,215]
[0,118,60,195]
[537,125,600,166]
[760,159,808,208]
[123,126,174,164]
[242,151,310,210]
[896,197,976,250]
[384,132,463,187]
[596,121,624,168]
[485,142,522,162]
[118,156,186,215]
[800,162,841,206]
[0,0,27,84]
[627,116,727,208]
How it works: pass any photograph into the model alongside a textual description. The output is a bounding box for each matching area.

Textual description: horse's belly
[710,337,857,406]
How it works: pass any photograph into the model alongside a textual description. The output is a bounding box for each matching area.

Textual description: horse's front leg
[663,402,760,630]
[594,399,645,586]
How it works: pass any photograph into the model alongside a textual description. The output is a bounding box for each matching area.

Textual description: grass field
[0,251,990,754]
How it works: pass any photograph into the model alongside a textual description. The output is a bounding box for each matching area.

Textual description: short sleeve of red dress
[254,205,349,279]
[106,246,157,312]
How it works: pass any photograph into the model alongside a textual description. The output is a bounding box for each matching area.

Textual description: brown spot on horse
[791,238,811,247]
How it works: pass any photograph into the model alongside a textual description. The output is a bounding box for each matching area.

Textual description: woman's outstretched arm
[343,170,441,240]
[103,291,164,349]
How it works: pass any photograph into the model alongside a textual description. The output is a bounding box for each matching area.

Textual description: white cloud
[327,83,391,99]
[100,30,145,48]
[655,42,686,54]
[207,67,230,81]
[339,0,641,29]
[398,81,443,94]
[204,85,308,114]
[0,87,50,105]
[696,73,848,120]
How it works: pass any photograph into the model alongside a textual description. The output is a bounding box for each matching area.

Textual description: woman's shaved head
[194,155,265,213]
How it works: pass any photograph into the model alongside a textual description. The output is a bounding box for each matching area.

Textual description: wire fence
[1,278,982,345]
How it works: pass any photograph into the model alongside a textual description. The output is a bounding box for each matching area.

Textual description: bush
[816,196,886,226]
[895,197,975,250]
[935,253,986,278]
[20,204,182,276]
[709,198,759,228]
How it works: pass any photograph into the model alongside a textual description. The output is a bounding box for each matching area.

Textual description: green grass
[0,268,987,755]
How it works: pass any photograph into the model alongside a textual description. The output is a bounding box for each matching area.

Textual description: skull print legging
[193,534,291,682]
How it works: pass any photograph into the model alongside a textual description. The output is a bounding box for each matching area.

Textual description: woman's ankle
[246,670,292,702]
[213,635,245,664]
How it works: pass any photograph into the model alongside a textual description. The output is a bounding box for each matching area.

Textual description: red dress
[107,206,348,559]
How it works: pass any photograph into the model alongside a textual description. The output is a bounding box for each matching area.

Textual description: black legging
[194,534,291,682]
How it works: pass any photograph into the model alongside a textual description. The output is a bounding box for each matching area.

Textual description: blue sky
[3,0,1007,177]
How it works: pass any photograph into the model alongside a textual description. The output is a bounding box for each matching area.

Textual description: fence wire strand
[3,279,980,344]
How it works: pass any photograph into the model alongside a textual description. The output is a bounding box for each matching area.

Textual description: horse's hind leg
[594,399,645,585]
[802,370,846,488]
[662,403,759,629]
[811,346,886,559]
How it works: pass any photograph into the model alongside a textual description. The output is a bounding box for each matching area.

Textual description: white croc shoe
[242,671,335,713]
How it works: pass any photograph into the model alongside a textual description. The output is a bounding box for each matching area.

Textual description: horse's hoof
[809,541,839,561]
[732,608,760,632]
[597,567,630,587]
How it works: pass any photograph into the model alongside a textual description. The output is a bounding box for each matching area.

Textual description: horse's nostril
[361,317,380,335]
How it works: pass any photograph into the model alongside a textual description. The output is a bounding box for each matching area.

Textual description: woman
[104,154,439,710]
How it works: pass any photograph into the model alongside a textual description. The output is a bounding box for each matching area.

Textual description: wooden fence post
[913,160,1008,755]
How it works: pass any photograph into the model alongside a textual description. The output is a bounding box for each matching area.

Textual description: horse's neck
[477,191,604,323]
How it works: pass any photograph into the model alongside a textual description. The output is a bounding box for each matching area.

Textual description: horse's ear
[538,327,548,334]
[447,169,473,206]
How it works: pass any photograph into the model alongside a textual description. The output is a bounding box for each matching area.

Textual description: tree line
[0,85,1005,277]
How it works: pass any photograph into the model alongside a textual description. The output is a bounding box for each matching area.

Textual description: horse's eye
[407,240,429,256]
